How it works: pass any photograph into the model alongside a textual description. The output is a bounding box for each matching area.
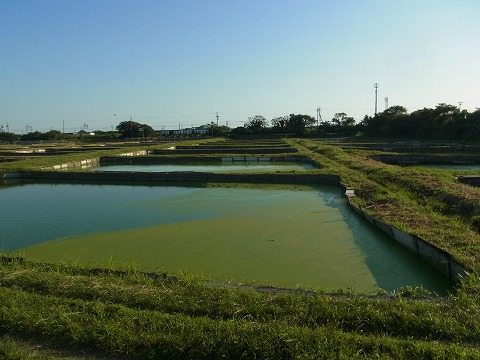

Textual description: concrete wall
[52,158,100,170]
[13,170,341,185]
[48,150,147,170]
[0,172,23,179]
[100,155,317,166]
[149,148,297,155]
[347,201,467,282]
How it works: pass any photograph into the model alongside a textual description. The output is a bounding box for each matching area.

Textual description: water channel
[0,181,452,294]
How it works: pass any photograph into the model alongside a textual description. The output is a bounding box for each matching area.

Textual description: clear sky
[1,0,479,134]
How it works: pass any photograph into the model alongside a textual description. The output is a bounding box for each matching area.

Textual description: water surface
[0,182,452,293]
[421,164,480,171]
[91,162,315,173]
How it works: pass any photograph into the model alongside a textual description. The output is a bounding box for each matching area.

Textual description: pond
[421,164,480,171]
[0,181,452,294]
[91,161,315,173]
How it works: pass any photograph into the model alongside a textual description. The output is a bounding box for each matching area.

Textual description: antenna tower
[316,107,322,126]
[374,83,379,115]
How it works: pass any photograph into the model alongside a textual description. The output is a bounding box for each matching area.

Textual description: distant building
[161,127,209,136]
[77,130,95,136]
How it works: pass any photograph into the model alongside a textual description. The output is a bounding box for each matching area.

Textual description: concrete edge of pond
[342,184,467,283]
[0,169,468,285]
[0,170,341,185]
[456,175,480,187]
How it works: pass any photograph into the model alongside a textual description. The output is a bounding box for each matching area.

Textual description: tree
[244,115,268,134]
[331,113,355,129]
[116,121,154,139]
[363,106,409,137]
[271,116,289,133]
[20,131,44,141]
[0,132,18,142]
[138,124,154,139]
[45,130,62,141]
[287,114,316,136]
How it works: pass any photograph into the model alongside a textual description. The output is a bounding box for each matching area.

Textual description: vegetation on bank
[288,138,480,272]
[0,257,479,359]
[0,139,223,172]
[2,137,480,358]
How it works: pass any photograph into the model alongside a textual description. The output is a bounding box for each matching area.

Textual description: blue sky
[1,0,479,133]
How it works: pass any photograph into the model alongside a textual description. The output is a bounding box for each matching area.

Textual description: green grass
[0,257,479,359]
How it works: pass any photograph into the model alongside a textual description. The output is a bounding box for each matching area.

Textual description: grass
[0,257,479,359]
[289,138,480,271]
[2,137,480,358]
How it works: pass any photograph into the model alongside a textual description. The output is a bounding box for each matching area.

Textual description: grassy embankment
[0,257,479,359]
[0,139,230,172]
[1,138,480,358]
[289,138,480,272]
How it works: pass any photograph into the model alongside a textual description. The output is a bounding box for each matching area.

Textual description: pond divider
[52,158,100,170]
[44,150,149,170]
[2,170,341,185]
[98,155,319,166]
[344,189,467,283]
[148,148,297,155]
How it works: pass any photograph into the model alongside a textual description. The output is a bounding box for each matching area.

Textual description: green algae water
[0,182,452,293]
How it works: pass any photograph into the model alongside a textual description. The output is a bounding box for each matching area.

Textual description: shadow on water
[319,190,454,295]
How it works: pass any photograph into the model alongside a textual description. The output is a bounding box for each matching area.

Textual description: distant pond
[421,164,480,171]
[90,161,315,173]
[0,181,452,294]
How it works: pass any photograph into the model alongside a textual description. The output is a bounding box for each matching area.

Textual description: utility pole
[216,111,219,127]
[374,83,379,115]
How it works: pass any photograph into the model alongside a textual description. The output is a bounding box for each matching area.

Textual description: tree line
[361,104,480,139]
[2,103,480,141]
[234,104,480,140]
